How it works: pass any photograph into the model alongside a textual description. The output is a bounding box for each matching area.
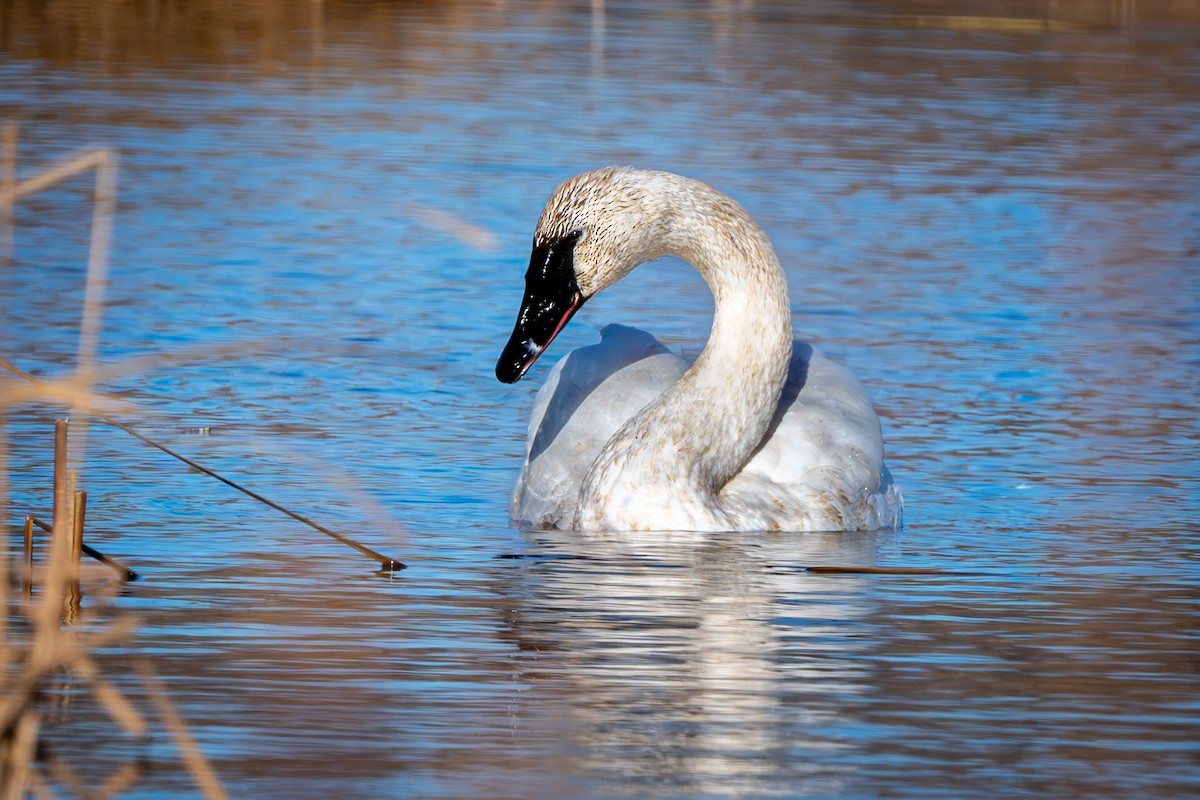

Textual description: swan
[495,167,902,532]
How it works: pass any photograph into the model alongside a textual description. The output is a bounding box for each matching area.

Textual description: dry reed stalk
[69,148,118,481]
[0,709,37,800]
[0,335,415,566]
[135,660,229,800]
[0,616,141,736]
[68,649,147,738]
[42,749,88,797]
[406,203,499,252]
[92,760,144,800]
[76,150,117,386]
[25,769,53,800]
[0,125,228,800]
[0,120,14,268]
[0,546,148,799]
[802,565,984,575]
[0,142,119,490]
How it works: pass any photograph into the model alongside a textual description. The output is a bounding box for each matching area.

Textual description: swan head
[496,167,673,384]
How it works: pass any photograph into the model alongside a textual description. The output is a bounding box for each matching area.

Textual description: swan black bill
[496,233,587,384]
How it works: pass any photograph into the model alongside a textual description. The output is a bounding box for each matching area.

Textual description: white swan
[496,167,902,532]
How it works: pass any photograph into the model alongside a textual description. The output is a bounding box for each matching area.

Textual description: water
[2,1,1198,797]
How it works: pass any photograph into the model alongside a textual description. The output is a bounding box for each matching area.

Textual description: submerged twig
[803,565,983,576]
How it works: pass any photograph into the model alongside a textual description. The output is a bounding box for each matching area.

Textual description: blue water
[2,2,1198,798]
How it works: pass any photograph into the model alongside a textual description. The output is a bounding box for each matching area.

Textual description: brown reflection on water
[56,553,587,798]
[1,1,443,72]
[858,555,1199,795]
[5,0,1199,75]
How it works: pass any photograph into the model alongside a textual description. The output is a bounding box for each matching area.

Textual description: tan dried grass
[0,121,227,800]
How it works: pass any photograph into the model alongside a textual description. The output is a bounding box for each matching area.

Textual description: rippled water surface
[2,2,1198,797]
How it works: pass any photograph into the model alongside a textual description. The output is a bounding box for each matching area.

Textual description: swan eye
[567,228,586,244]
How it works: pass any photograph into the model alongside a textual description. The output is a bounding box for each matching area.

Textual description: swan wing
[513,332,900,531]
[727,343,902,530]
[511,324,688,528]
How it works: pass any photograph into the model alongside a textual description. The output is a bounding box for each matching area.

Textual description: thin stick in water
[803,565,983,576]
[3,361,405,572]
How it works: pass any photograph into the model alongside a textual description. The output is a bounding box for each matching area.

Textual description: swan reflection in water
[499,529,887,795]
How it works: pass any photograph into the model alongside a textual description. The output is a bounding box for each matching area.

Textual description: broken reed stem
[0,147,115,207]
[57,428,83,625]
[0,616,146,800]
[28,517,137,582]
[26,520,135,582]
[52,421,68,550]
[31,420,76,631]
[78,540,138,581]
[72,490,87,568]
[66,484,84,621]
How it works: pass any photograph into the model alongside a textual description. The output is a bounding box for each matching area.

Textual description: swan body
[496,167,901,532]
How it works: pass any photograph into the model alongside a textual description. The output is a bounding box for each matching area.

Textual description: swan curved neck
[666,195,793,487]
[578,179,793,529]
